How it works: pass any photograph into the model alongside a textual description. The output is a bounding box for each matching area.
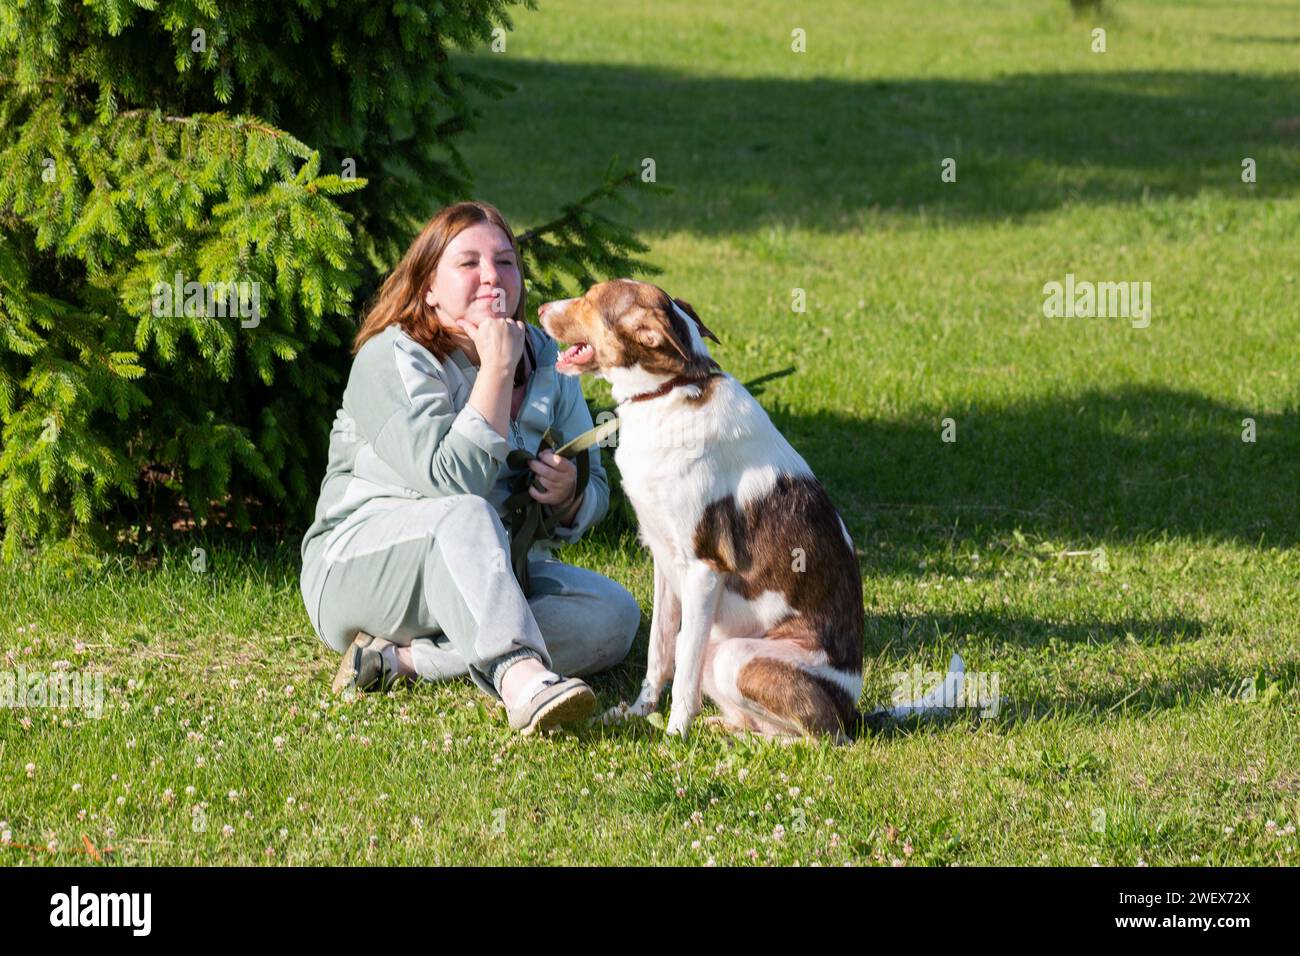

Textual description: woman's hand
[527,449,578,509]
[458,316,524,375]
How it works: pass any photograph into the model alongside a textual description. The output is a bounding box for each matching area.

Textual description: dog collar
[619,372,722,406]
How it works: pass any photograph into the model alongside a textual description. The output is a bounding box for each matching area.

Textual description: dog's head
[539,279,720,381]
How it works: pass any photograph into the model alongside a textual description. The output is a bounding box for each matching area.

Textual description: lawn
[2,0,1298,865]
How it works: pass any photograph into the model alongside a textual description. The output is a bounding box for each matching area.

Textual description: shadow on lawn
[457,60,1300,233]
[864,654,1300,738]
[593,381,1299,557]
[759,383,1300,553]
[864,608,1205,652]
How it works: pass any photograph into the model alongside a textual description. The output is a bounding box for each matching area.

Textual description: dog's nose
[538,301,551,318]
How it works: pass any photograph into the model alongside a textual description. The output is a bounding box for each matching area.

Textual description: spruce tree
[0,0,653,561]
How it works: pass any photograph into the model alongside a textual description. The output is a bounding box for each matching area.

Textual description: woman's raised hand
[458,316,524,374]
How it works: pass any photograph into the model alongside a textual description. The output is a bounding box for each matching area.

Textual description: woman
[299,201,641,734]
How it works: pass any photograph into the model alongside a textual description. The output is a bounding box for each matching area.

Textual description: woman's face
[425,222,522,335]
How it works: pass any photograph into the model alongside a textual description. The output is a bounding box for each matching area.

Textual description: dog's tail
[856,654,968,736]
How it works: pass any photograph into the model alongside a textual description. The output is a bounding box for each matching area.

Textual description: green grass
[3,0,1299,865]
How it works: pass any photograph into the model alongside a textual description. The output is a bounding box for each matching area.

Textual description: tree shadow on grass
[864,655,1300,738]
[457,59,1300,234]
[757,383,1299,554]
[865,608,1205,653]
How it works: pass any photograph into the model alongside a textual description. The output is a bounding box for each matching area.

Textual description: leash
[503,416,621,596]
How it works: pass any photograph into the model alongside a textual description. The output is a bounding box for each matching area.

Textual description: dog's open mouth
[556,341,594,369]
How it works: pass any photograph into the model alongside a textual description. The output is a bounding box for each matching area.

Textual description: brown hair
[353,200,527,359]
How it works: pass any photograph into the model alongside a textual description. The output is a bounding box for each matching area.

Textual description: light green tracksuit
[299,323,640,698]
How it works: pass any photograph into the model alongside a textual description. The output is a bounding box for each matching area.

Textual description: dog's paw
[665,713,693,739]
[600,698,655,724]
[700,715,740,733]
[599,701,633,724]
[627,695,659,718]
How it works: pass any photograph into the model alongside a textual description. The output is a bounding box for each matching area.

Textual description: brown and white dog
[539,279,864,741]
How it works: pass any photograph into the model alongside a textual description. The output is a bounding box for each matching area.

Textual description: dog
[539,279,864,741]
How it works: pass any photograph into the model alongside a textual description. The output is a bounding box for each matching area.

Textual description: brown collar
[620,372,722,405]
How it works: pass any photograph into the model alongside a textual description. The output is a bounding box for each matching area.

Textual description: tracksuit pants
[301,495,641,698]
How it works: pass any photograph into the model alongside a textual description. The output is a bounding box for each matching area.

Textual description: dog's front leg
[665,561,721,739]
[605,555,680,722]
[628,555,681,716]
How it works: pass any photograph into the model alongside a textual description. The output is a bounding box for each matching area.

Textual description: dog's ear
[673,298,720,343]
[639,317,694,363]
[634,324,664,349]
